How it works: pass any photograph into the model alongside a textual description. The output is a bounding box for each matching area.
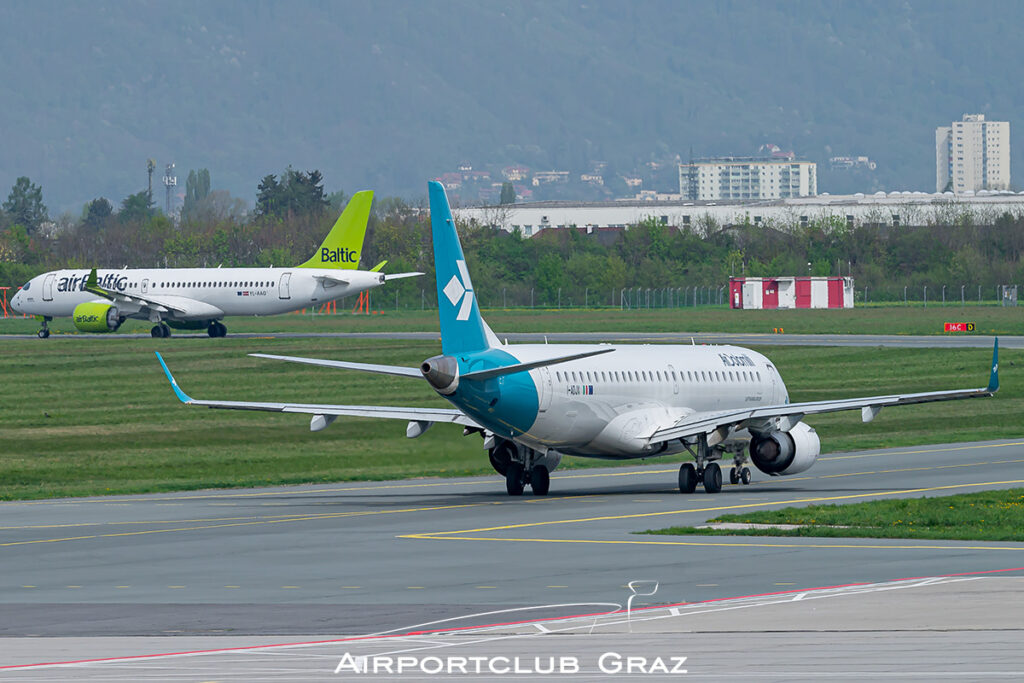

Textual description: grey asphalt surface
[2,438,1023,644]
[1,330,1018,347]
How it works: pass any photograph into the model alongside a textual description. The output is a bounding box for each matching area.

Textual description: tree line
[4,172,1024,306]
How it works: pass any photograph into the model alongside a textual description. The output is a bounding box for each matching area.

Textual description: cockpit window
[21,281,30,290]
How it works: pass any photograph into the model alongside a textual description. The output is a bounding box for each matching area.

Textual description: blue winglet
[155,351,194,403]
[987,337,999,393]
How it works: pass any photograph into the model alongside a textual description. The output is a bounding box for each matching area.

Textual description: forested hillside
[2,1,1024,210]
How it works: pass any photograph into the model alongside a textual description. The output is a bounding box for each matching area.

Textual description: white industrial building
[678,158,817,201]
[936,114,1010,193]
[455,191,1024,236]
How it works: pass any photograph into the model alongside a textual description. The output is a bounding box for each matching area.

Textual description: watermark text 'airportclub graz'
[334,652,687,676]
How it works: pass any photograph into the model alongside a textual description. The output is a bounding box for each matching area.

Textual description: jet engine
[72,302,123,333]
[420,355,459,395]
[748,422,820,476]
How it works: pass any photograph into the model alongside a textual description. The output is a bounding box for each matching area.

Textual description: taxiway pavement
[2,330,1019,348]
[2,438,1022,641]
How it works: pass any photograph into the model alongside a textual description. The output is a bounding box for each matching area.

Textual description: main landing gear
[207,321,227,337]
[37,317,51,338]
[505,462,550,496]
[678,436,752,494]
[490,439,553,496]
[151,322,171,338]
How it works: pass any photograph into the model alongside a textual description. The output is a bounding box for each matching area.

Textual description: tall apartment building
[936,114,1010,193]
[679,157,817,201]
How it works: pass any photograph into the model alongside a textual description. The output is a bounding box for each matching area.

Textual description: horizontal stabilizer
[157,352,478,426]
[249,353,422,378]
[461,348,615,381]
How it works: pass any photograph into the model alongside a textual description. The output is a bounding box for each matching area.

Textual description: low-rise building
[455,191,1024,235]
[729,276,854,309]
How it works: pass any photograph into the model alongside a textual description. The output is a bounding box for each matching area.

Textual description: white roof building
[455,191,1024,236]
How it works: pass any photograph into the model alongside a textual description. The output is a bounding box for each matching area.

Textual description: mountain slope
[2,0,1023,210]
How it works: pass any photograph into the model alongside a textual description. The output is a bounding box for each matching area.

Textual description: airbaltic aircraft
[11,191,420,338]
[157,181,998,496]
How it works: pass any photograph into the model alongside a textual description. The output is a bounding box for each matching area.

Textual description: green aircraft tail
[298,190,374,269]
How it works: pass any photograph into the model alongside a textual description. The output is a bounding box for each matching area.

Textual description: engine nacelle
[73,302,122,333]
[749,422,820,476]
[420,355,459,395]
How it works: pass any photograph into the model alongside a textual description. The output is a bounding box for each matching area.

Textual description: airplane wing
[647,339,999,446]
[156,352,479,428]
[84,268,210,317]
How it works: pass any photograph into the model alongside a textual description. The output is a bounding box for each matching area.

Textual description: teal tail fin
[428,181,491,355]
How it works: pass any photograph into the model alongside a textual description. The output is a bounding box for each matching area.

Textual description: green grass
[1,302,1022,336]
[0,337,1019,501]
[643,489,1024,542]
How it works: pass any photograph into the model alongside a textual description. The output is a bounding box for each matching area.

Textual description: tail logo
[442,260,475,322]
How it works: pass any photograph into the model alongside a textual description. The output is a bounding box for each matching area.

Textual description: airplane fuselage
[12,267,385,321]
[448,343,789,458]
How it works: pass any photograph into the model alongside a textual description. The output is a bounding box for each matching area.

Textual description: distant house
[502,165,530,182]
[435,172,463,190]
[580,173,604,185]
[532,170,570,186]
[623,176,643,188]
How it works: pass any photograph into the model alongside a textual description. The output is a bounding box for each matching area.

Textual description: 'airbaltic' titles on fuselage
[58,272,127,293]
[719,353,755,367]
[321,247,359,264]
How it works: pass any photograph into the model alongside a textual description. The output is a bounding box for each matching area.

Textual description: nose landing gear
[37,317,51,339]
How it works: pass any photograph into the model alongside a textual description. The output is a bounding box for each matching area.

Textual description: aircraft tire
[505,462,525,496]
[151,325,163,338]
[488,445,510,476]
[217,322,227,337]
[703,462,722,494]
[729,467,739,485]
[207,323,218,338]
[530,465,550,496]
[38,329,50,339]
[678,463,698,494]
[160,323,171,337]
[741,467,752,485]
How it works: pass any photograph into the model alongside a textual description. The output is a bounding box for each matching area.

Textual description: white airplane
[11,191,420,338]
[157,181,999,496]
